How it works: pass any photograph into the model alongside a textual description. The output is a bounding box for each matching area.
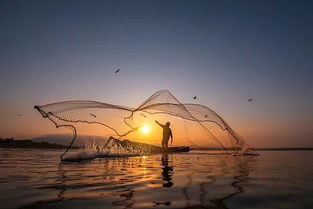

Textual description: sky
[0,0,312,148]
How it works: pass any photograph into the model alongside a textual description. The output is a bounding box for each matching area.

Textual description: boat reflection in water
[16,150,256,209]
[2,149,312,209]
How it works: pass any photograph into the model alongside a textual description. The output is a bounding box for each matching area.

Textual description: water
[0,148,312,209]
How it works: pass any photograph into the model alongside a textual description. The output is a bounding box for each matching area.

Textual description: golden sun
[141,124,151,134]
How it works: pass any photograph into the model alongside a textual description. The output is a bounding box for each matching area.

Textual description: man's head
[166,122,170,127]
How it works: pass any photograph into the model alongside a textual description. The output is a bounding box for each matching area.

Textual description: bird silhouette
[205,115,208,118]
[90,113,97,118]
[248,98,254,102]
[16,113,22,117]
[193,96,198,100]
[153,201,171,206]
[115,68,120,74]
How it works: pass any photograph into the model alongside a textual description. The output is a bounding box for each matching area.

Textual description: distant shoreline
[191,147,313,151]
[252,148,313,151]
[0,138,80,149]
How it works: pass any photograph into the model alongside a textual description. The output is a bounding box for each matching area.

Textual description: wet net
[34,90,256,160]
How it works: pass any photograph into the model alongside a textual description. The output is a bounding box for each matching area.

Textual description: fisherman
[155,120,173,148]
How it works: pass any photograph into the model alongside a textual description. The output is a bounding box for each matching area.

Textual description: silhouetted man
[155,120,173,148]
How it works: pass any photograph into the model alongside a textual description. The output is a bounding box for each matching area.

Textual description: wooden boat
[118,138,191,154]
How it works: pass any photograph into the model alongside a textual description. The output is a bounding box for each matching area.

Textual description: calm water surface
[0,148,312,209]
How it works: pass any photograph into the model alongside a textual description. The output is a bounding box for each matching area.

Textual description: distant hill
[30,134,109,146]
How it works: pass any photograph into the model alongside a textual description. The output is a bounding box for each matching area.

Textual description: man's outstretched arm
[155,120,164,127]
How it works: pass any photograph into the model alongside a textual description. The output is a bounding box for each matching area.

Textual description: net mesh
[34,90,256,160]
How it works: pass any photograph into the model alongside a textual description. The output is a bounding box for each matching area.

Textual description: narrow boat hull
[120,139,191,154]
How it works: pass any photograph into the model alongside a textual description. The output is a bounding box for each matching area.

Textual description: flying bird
[193,96,198,100]
[90,113,97,118]
[153,202,171,206]
[115,68,120,74]
[205,115,208,118]
[248,98,254,102]
[16,113,22,117]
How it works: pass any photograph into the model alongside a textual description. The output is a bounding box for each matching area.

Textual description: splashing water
[62,138,139,162]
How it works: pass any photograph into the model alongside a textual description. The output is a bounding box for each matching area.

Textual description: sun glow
[141,124,151,134]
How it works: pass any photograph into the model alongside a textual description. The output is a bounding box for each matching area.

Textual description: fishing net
[34,90,256,160]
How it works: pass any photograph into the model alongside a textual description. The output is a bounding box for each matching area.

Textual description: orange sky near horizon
[1,97,312,149]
